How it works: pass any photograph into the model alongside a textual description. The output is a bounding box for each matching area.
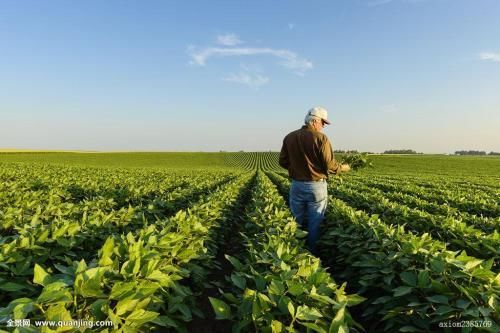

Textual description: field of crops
[0,152,498,332]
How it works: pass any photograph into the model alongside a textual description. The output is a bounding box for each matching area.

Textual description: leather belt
[293,178,325,182]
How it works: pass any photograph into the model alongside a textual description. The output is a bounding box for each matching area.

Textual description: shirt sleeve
[279,139,290,169]
[322,138,341,174]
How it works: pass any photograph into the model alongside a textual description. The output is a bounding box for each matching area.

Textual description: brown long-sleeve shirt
[279,125,341,181]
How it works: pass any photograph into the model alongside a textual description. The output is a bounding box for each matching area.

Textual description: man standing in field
[279,106,350,255]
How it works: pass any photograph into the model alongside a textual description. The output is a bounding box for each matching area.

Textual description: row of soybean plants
[210,171,364,332]
[349,174,499,218]
[0,167,253,332]
[0,162,245,328]
[223,152,282,171]
[360,173,499,196]
[256,152,281,171]
[267,172,499,332]
[223,152,260,170]
[345,176,499,234]
[0,164,236,299]
[329,179,499,264]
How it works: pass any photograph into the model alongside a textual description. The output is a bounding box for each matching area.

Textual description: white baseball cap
[307,106,331,125]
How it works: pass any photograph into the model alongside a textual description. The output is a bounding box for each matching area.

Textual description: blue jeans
[289,180,328,255]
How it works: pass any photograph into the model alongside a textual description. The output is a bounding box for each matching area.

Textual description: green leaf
[255,275,266,291]
[136,281,160,297]
[296,305,323,321]
[170,303,192,321]
[400,325,422,332]
[75,267,107,298]
[271,320,284,333]
[110,281,136,300]
[126,309,159,326]
[75,259,87,275]
[147,270,172,286]
[12,300,34,319]
[346,294,366,306]
[372,296,392,304]
[430,259,445,273]
[258,293,273,305]
[297,265,312,277]
[329,304,346,333]
[233,319,252,333]
[99,237,115,266]
[435,305,455,316]
[0,282,29,292]
[225,255,243,270]
[400,271,417,287]
[393,286,413,297]
[487,296,495,309]
[116,299,139,316]
[230,273,246,290]
[208,297,231,320]
[222,292,238,304]
[37,288,72,304]
[44,281,69,291]
[301,322,327,333]
[287,281,305,296]
[464,259,483,271]
[45,303,72,322]
[426,295,449,304]
[276,243,285,258]
[90,299,108,320]
[287,301,295,317]
[417,270,430,288]
[151,315,178,328]
[478,307,492,317]
[33,264,51,286]
[252,299,262,320]
[456,299,471,309]
[54,263,74,276]
[269,280,285,295]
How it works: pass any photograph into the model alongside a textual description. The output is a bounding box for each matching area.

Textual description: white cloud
[189,47,313,75]
[216,33,243,46]
[479,52,500,63]
[223,71,269,89]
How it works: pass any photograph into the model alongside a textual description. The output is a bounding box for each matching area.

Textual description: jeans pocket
[309,182,327,202]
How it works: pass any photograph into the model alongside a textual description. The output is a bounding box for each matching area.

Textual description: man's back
[279,124,339,181]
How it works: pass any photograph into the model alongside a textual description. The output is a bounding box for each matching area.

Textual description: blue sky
[1,0,499,153]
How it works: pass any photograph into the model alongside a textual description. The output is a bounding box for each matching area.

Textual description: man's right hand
[340,164,351,172]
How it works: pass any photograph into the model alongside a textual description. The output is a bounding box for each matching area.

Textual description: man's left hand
[340,164,351,172]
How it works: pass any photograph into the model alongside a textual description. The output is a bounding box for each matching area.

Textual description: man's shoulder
[284,128,302,139]
[308,128,329,142]
[312,129,327,139]
[284,126,329,142]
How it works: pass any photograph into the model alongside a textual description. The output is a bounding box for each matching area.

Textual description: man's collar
[302,124,317,131]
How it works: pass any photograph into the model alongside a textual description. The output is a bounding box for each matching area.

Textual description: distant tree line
[383,149,421,154]
[334,150,375,154]
[455,151,500,155]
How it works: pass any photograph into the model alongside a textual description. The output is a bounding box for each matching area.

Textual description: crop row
[348,174,499,218]
[346,177,499,234]
[211,172,363,332]
[0,170,253,331]
[266,172,499,332]
[352,173,499,197]
[0,168,237,305]
[329,181,499,264]
[223,152,282,171]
